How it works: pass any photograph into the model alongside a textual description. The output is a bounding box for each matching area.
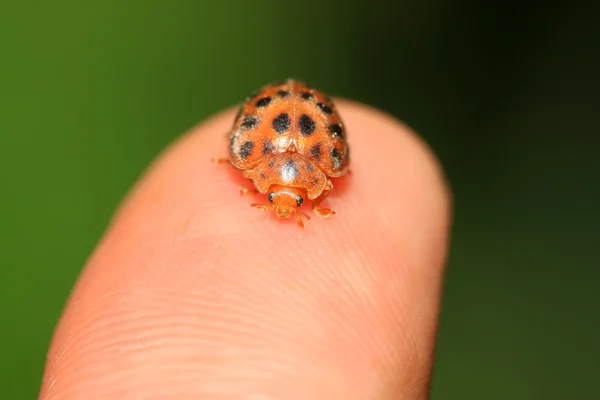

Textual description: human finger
[41,100,451,399]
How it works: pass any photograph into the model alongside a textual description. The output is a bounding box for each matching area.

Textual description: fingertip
[42,98,452,399]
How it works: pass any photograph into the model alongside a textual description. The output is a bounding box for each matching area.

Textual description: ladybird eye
[268,192,275,203]
[296,196,303,207]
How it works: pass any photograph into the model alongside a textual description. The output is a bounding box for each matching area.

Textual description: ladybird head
[267,185,305,218]
[251,185,310,227]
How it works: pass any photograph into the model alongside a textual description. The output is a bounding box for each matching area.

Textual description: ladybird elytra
[218,78,350,227]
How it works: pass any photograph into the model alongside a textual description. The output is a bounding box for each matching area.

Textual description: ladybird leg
[250,203,274,212]
[293,211,311,228]
[312,180,336,218]
[240,187,259,196]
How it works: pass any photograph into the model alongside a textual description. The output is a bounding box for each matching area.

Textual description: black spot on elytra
[328,123,343,139]
[310,144,321,160]
[311,178,319,186]
[255,97,271,108]
[301,92,313,100]
[299,114,316,136]
[260,172,266,179]
[277,90,290,98]
[241,116,259,129]
[268,160,276,168]
[239,141,254,159]
[262,141,275,156]
[317,103,332,114]
[331,148,342,169]
[306,163,314,172]
[272,113,290,134]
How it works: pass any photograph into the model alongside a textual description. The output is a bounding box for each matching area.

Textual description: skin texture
[40,100,452,400]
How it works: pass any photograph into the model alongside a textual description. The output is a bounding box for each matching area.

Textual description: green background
[1,1,598,398]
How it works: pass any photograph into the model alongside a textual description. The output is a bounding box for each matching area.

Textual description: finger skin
[41,100,451,400]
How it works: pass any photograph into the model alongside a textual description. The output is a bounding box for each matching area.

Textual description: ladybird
[216,79,350,228]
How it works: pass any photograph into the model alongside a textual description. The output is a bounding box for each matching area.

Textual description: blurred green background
[1,1,598,398]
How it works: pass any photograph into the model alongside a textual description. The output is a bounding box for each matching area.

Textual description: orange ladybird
[217,79,350,227]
